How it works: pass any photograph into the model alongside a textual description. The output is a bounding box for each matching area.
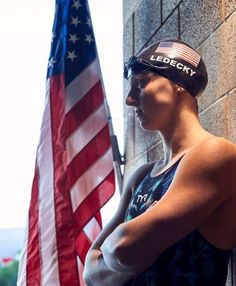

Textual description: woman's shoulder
[177,136,236,195]
[187,136,236,164]
[124,161,156,194]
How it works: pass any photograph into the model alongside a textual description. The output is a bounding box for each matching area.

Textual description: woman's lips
[135,109,145,118]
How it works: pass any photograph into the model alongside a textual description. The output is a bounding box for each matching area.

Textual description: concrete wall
[123,1,236,284]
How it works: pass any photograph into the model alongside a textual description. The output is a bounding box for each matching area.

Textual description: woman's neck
[159,111,211,164]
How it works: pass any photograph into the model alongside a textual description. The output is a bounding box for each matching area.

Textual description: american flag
[17,0,115,285]
[155,42,200,67]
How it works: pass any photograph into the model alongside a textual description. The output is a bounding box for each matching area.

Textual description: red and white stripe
[155,42,200,67]
[17,58,115,286]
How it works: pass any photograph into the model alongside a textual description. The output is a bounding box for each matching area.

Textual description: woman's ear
[175,85,185,93]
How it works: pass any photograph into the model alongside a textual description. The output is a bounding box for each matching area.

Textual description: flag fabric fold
[17,1,115,285]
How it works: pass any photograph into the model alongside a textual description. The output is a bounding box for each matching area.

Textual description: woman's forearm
[83,249,134,286]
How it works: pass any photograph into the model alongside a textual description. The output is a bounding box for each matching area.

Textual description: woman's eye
[137,79,145,88]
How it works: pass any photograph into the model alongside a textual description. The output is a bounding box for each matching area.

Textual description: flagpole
[106,103,124,194]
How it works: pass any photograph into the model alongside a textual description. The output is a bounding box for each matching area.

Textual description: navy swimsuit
[124,159,231,286]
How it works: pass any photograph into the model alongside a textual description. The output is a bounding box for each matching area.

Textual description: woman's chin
[139,120,159,131]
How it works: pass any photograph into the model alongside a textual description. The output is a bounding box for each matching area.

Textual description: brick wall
[123,1,236,284]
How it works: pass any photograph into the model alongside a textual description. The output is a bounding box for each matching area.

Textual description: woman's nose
[125,90,139,107]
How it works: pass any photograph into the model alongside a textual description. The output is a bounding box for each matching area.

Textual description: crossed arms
[83,138,236,286]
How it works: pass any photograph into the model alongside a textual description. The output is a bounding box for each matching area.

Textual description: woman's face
[126,72,178,131]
